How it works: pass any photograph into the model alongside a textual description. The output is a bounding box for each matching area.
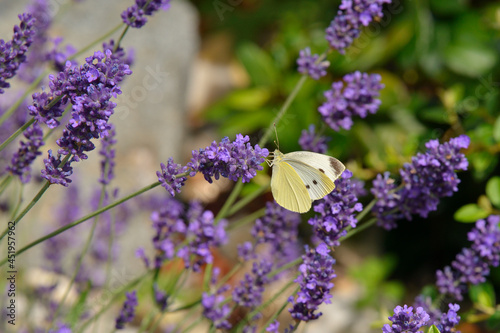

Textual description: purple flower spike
[326,0,390,54]
[298,124,331,154]
[201,268,232,330]
[297,47,329,80]
[372,135,470,227]
[115,291,138,329]
[157,157,189,196]
[232,259,273,308]
[289,245,336,321]
[99,123,117,185]
[319,71,383,131]
[7,121,44,183]
[41,150,73,187]
[308,170,365,247]
[187,134,269,184]
[0,13,36,93]
[436,215,500,301]
[382,305,430,333]
[121,0,171,28]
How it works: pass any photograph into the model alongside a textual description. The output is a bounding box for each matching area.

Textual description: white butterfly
[269,149,345,213]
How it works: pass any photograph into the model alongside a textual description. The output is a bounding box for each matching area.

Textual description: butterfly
[269,149,345,213]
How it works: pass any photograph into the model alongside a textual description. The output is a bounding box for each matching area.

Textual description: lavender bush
[1,0,499,333]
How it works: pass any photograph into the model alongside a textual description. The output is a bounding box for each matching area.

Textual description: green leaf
[225,88,271,110]
[427,325,441,333]
[66,281,91,326]
[469,282,496,308]
[486,177,500,208]
[487,310,500,330]
[454,204,489,223]
[444,44,497,77]
[237,43,279,87]
[493,117,500,143]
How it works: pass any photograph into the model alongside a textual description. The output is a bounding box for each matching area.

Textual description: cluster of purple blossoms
[188,134,269,183]
[382,305,430,333]
[289,244,336,321]
[121,0,171,28]
[296,47,329,80]
[308,170,365,247]
[412,297,461,333]
[158,135,268,196]
[115,291,138,329]
[318,71,383,131]
[139,199,227,272]
[28,48,132,186]
[201,267,232,330]
[99,123,117,185]
[371,135,470,230]
[153,283,169,311]
[7,121,44,182]
[252,201,301,265]
[326,0,391,54]
[157,157,189,196]
[436,215,500,301]
[40,149,74,186]
[0,13,35,93]
[298,124,331,154]
[232,259,273,308]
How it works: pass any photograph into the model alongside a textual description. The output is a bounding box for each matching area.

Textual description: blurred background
[1,0,500,332]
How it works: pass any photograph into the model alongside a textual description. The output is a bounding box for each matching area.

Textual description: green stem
[0,70,48,128]
[0,181,161,265]
[0,180,50,241]
[226,207,266,232]
[214,181,243,222]
[258,284,300,333]
[227,183,269,216]
[341,216,378,241]
[76,271,150,333]
[0,118,35,153]
[258,75,308,147]
[0,175,13,196]
[70,23,123,60]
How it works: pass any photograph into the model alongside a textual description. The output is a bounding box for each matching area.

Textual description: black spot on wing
[313,180,318,185]
[319,168,325,173]
[306,185,310,189]
[329,157,345,175]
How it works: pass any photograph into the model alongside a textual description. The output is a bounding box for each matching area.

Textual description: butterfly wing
[283,151,345,200]
[271,160,311,213]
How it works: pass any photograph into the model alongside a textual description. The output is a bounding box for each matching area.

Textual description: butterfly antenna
[273,123,280,150]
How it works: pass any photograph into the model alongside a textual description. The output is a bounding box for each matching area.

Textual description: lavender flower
[237,241,256,261]
[370,172,401,230]
[372,135,470,227]
[48,323,72,333]
[252,201,301,265]
[298,124,330,154]
[153,283,169,311]
[98,123,117,185]
[381,305,430,333]
[146,199,227,271]
[266,320,280,333]
[157,157,189,197]
[0,13,35,93]
[318,71,383,131]
[232,259,273,308]
[40,149,73,186]
[7,121,44,183]
[177,201,228,272]
[201,267,232,330]
[115,291,138,329]
[325,0,390,54]
[289,245,336,321]
[296,47,329,80]
[187,134,269,184]
[412,295,441,325]
[308,170,365,247]
[436,304,461,333]
[121,0,171,28]
[436,215,500,301]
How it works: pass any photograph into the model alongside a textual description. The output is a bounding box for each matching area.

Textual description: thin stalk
[0,118,35,153]
[0,180,50,241]
[69,23,123,60]
[226,207,266,232]
[214,181,243,222]
[0,181,161,265]
[258,285,300,333]
[227,183,269,216]
[0,175,13,196]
